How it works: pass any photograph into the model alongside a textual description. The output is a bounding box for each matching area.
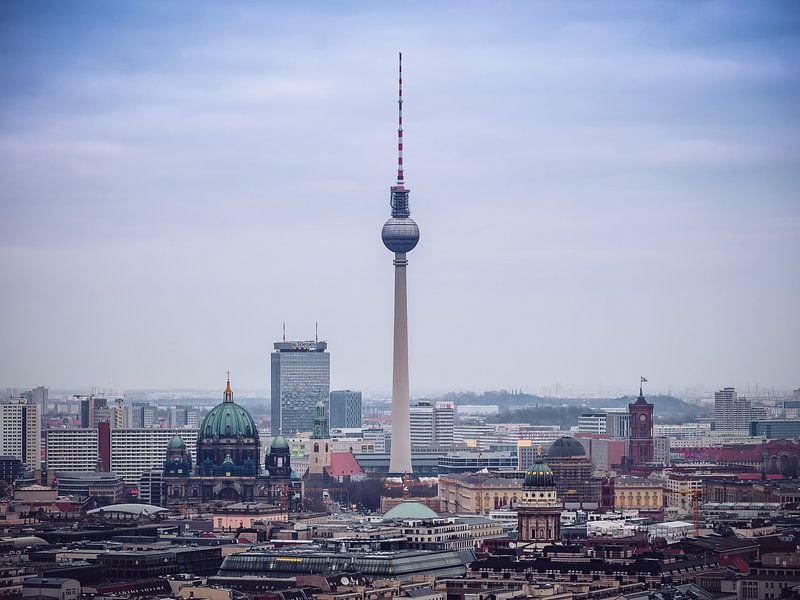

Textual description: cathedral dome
[200,402,258,439]
[547,437,586,458]
[524,461,555,487]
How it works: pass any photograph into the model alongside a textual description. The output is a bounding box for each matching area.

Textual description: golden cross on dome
[536,444,542,458]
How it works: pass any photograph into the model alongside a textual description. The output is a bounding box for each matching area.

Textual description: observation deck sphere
[382,217,420,253]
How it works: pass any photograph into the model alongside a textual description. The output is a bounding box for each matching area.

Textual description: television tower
[382,52,420,474]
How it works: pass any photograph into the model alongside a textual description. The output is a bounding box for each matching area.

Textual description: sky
[1,1,798,397]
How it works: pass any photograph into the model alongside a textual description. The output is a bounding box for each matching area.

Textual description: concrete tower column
[389,252,412,473]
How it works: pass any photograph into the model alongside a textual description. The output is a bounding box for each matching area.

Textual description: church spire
[224,371,233,403]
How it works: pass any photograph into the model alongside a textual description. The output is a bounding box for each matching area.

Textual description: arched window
[314,443,319,453]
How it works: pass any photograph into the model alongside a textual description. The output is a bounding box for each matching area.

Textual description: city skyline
[2,2,799,392]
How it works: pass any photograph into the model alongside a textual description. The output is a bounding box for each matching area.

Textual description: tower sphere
[382,217,420,253]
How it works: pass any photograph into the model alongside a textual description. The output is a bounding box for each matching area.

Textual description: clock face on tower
[639,413,647,422]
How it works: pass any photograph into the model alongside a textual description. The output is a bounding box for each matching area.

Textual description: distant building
[577,413,606,434]
[518,458,561,545]
[606,412,630,438]
[410,400,454,449]
[653,436,670,466]
[54,471,123,502]
[362,427,388,453]
[545,437,599,505]
[0,397,41,469]
[80,396,111,428]
[127,402,156,428]
[168,406,200,429]
[614,476,664,513]
[437,451,517,473]
[627,384,654,467]
[22,577,80,600]
[46,427,199,484]
[270,340,330,436]
[139,469,164,506]
[750,419,800,439]
[329,390,362,429]
[438,473,521,515]
[713,387,751,434]
[26,386,48,416]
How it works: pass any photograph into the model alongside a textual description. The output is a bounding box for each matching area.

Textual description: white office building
[0,398,41,468]
[577,413,607,434]
[714,387,751,434]
[46,428,199,484]
[410,400,454,449]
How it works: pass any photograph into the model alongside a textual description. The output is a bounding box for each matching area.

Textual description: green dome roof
[271,435,289,450]
[382,501,438,521]
[524,461,556,487]
[168,435,186,449]
[547,437,587,458]
[200,401,258,439]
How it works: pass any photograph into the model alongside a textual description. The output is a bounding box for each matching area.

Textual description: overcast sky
[1,1,798,397]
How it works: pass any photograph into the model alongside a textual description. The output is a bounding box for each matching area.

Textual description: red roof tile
[327,452,364,477]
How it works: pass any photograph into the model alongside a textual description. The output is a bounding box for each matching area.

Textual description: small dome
[382,501,438,521]
[547,437,587,458]
[168,435,186,449]
[271,435,289,451]
[524,461,556,487]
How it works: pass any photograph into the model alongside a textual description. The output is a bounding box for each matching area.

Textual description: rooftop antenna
[397,52,404,187]
[315,321,318,343]
[282,321,286,342]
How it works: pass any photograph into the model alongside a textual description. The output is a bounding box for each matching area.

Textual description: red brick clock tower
[628,378,654,466]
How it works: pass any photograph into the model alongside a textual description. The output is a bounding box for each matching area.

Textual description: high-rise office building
[23,386,48,416]
[0,397,41,469]
[168,406,200,429]
[713,387,752,434]
[270,340,330,436]
[409,400,454,449]
[606,412,631,438]
[381,53,420,474]
[329,390,362,429]
[127,402,157,429]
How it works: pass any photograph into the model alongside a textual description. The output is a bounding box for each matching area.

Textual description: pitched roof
[327,452,363,477]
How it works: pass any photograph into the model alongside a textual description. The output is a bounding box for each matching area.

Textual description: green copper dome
[524,461,555,487]
[168,435,186,449]
[200,401,258,439]
[271,435,289,450]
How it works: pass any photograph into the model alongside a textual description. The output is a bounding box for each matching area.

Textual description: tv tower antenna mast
[382,52,420,474]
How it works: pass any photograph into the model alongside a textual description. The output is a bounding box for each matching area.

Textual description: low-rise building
[438,473,522,515]
[22,577,80,600]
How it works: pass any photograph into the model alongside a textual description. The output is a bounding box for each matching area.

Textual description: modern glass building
[329,390,362,429]
[270,341,330,436]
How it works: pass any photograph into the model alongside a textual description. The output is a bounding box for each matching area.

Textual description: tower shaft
[389,252,412,473]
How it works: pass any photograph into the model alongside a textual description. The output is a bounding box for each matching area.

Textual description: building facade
[46,427,199,484]
[329,390,362,429]
[164,376,300,507]
[713,387,751,434]
[0,398,41,469]
[517,458,561,545]
[438,473,522,515]
[628,385,654,466]
[270,340,330,436]
[410,400,455,449]
[614,476,664,513]
[545,437,598,505]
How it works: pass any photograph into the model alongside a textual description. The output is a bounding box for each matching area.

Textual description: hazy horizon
[2,2,798,394]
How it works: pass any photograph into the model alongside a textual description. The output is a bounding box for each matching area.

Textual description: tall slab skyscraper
[270,340,330,436]
[381,53,420,474]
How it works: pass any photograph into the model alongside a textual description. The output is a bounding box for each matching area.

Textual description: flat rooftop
[273,341,327,352]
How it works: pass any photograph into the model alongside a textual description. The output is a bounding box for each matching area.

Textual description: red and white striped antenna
[396,52,404,188]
